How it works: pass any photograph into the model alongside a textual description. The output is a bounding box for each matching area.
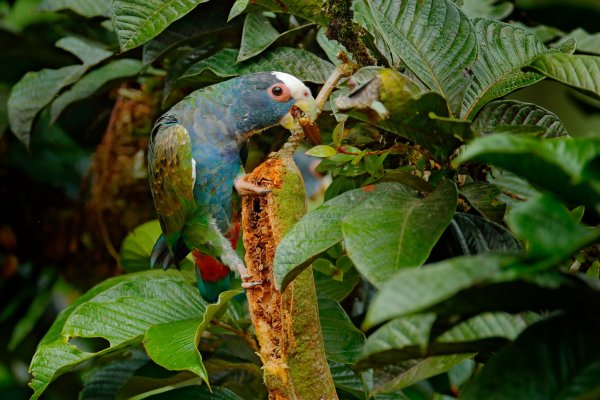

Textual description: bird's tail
[150,234,188,270]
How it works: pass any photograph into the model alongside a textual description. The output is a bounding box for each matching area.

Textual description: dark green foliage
[3,0,600,399]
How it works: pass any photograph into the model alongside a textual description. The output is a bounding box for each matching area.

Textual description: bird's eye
[271,86,283,96]
[267,83,292,102]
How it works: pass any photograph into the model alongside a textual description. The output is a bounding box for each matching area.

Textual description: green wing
[148,123,196,241]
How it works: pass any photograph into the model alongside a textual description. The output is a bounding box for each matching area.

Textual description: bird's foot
[234,175,271,196]
[241,280,262,288]
[238,266,262,289]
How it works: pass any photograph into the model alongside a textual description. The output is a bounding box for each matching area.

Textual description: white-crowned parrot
[148,72,318,302]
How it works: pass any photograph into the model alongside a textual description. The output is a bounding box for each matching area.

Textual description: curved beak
[280,97,322,145]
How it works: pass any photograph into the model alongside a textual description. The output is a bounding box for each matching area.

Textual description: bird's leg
[206,218,261,288]
[234,171,271,196]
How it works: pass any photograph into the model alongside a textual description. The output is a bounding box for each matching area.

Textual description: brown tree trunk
[241,146,337,400]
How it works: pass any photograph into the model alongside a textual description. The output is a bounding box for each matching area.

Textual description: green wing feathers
[148,124,196,238]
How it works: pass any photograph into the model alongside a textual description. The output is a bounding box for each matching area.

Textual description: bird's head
[229,71,320,144]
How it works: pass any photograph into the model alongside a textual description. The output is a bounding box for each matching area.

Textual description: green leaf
[370,354,474,395]
[460,182,506,223]
[40,0,111,17]
[239,12,279,61]
[120,221,162,272]
[238,12,312,62]
[447,213,522,254]
[28,270,204,400]
[506,194,600,260]
[228,0,249,21]
[111,0,210,52]
[178,47,334,85]
[329,360,369,400]
[144,289,242,383]
[560,28,600,56]
[142,4,234,66]
[354,0,477,116]
[335,69,473,160]
[363,254,510,328]
[359,312,533,368]
[455,134,600,214]
[7,37,112,146]
[319,296,366,364]
[460,0,513,20]
[528,53,600,100]
[8,66,84,147]
[305,145,337,158]
[138,385,245,399]
[55,37,113,66]
[50,59,142,123]
[472,100,569,138]
[228,0,328,25]
[343,180,457,286]
[486,167,540,206]
[461,19,553,119]
[80,349,148,400]
[274,183,396,290]
[313,268,361,302]
[317,28,355,65]
[461,314,600,400]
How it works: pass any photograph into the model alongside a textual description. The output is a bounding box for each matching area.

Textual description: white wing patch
[191,158,197,186]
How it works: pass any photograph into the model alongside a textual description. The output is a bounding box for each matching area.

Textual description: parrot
[148,71,318,302]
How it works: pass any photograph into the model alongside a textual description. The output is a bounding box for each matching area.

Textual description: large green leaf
[342,180,457,286]
[370,354,474,395]
[506,194,600,260]
[111,0,210,52]
[359,312,533,368]
[7,37,112,146]
[50,59,142,123]
[319,296,365,364]
[178,47,334,85]
[461,314,600,400]
[120,220,163,272]
[528,53,600,100]
[79,349,148,400]
[363,254,512,328]
[40,0,111,17]
[354,0,477,116]
[329,360,369,399]
[28,270,205,400]
[144,289,242,382]
[238,12,312,62]
[455,134,600,214]
[55,37,113,66]
[8,66,84,146]
[335,69,473,160]
[434,213,522,259]
[472,100,568,138]
[460,0,513,20]
[274,183,395,290]
[461,19,553,119]
[142,3,235,66]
